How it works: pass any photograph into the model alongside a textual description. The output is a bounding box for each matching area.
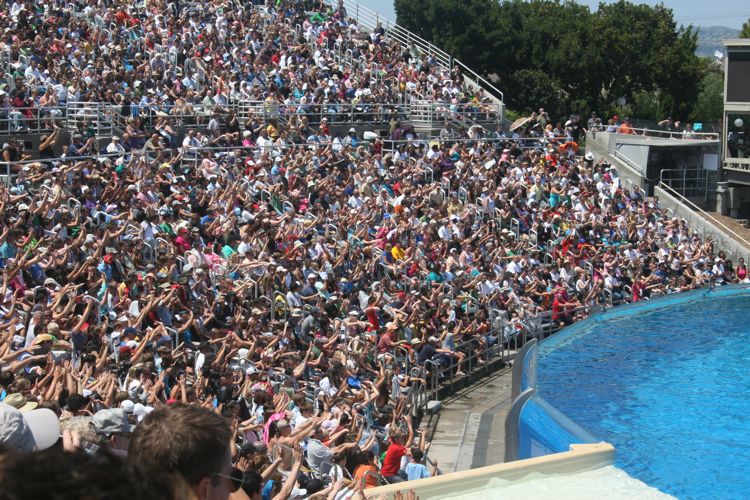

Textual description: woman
[352,450,379,489]
[154,116,177,147]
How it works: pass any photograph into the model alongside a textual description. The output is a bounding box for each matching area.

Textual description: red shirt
[365,308,380,330]
[632,280,645,302]
[381,443,406,477]
[377,332,396,354]
[552,296,563,321]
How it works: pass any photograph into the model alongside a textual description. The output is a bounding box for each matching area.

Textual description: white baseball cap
[0,402,60,452]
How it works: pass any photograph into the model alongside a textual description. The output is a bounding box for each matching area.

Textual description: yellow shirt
[267,123,279,139]
[392,246,405,261]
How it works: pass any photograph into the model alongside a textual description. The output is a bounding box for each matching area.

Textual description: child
[404,448,437,481]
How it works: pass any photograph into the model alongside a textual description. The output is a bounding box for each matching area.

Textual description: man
[377,323,407,362]
[438,122,452,141]
[341,127,359,148]
[106,135,126,154]
[91,407,134,456]
[0,401,60,452]
[306,424,355,473]
[617,117,635,135]
[128,404,237,500]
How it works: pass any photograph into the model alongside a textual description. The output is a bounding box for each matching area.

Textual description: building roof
[723,39,750,48]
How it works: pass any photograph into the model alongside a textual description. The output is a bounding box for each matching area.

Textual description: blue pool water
[536,288,750,500]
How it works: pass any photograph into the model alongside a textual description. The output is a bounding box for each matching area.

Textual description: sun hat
[3,393,38,412]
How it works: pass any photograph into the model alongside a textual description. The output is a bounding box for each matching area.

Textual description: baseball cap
[91,408,134,436]
[132,403,153,422]
[120,400,135,414]
[0,402,60,452]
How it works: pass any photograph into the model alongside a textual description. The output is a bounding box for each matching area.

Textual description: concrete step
[427,367,513,473]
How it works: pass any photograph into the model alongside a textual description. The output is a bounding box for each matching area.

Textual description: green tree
[505,69,565,117]
[587,1,702,119]
[690,68,724,125]
[741,19,750,38]
[394,0,704,121]
[394,0,502,75]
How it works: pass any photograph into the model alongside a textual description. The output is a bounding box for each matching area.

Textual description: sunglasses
[210,467,245,492]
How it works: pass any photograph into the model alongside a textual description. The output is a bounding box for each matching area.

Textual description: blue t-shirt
[405,462,430,481]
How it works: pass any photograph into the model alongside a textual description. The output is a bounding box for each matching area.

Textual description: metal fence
[0,105,66,133]
[659,168,714,200]
[593,125,719,141]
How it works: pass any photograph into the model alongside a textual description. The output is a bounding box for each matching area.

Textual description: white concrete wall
[614,144,649,175]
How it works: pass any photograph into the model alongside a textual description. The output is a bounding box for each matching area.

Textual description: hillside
[697,25,739,57]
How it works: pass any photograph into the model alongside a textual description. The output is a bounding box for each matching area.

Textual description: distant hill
[696,26,739,57]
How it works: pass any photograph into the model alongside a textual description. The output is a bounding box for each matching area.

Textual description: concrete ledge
[363,442,615,498]
[655,184,750,260]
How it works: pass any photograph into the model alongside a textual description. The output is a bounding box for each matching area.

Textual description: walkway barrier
[0,106,66,132]
[602,125,718,141]
[658,181,750,262]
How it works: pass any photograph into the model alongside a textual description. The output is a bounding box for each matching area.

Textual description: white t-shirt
[141,221,157,242]
[319,377,337,397]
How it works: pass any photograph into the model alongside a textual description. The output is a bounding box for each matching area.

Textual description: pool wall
[505,338,597,461]
[362,443,616,499]
[505,284,750,463]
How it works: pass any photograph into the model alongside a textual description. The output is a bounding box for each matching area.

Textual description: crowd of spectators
[0,0,748,499]
[0,0,498,142]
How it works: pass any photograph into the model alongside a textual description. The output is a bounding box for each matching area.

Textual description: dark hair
[128,403,231,484]
[65,393,89,412]
[0,448,192,500]
[240,470,263,497]
[0,370,14,387]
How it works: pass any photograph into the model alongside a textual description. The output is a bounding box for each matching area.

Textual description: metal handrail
[324,0,504,108]
[453,59,505,102]
[612,148,646,176]
[658,168,712,199]
[657,182,750,252]
[330,0,451,68]
[603,126,718,141]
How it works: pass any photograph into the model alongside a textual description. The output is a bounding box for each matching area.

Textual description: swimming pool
[535,286,750,500]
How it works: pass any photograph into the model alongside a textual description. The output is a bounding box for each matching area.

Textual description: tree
[741,19,750,38]
[394,0,502,75]
[505,69,565,117]
[394,0,704,121]
[587,1,702,119]
[690,68,724,126]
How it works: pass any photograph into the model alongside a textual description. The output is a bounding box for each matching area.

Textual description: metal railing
[322,0,504,113]
[601,125,719,141]
[0,106,66,132]
[409,100,502,130]
[454,59,505,103]
[327,0,504,102]
[328,0,452,69]
[238,99,406,126]
[66,101,113,138]
[659,168,713,200]
[658,181,750,259]
[612,147,646,177]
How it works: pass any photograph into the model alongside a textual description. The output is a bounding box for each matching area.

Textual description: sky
[355,0,750,30]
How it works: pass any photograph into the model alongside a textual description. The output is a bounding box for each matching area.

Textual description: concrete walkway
[426,367,513,472]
